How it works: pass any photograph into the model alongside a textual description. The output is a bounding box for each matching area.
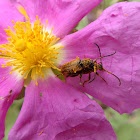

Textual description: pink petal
[0,59,24,139]
[60,2,140,114]
[9,77,116,140]
[0,1,24,44]
[17,0,103,38]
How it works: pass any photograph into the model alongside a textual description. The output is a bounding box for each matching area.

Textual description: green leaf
[105,108,140,140]
[76,16,88,30]
[2,99,23,140]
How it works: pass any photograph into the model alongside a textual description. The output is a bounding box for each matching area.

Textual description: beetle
[60,43,121,87]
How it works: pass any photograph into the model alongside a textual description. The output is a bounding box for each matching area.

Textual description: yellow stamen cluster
[0,8,63,85]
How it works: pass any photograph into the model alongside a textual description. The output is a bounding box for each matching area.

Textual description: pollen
[0,6,63,85]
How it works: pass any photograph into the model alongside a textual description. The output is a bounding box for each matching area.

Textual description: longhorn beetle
[60,43,121,87]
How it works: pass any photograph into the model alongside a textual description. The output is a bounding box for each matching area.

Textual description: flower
[0,0,140,140]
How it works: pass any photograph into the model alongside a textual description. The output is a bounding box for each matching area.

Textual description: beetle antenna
[101,51,116,58]
[94,43,102,65]
[103,69,121,86]
[94,51,116,62]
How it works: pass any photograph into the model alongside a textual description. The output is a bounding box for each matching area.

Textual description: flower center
[0,6,63,85]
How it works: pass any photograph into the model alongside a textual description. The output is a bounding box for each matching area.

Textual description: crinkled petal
[0,0,24,44]
[60,2,140,114]
[9,77,116,140]
[17,0,102,38]
[0,59,24,139]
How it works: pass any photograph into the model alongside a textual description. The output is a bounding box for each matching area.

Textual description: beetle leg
[80,73,82,82]
[89,72,96,83]
[96,72,108,85]
[56,73,63,77]
[66,73,72,77]
[82,73,91,87]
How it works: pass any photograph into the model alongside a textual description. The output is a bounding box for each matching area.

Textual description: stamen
[0,6,63,85]
[17,5,29,20]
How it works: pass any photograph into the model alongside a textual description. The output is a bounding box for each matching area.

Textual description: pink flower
[0,0,140,140]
